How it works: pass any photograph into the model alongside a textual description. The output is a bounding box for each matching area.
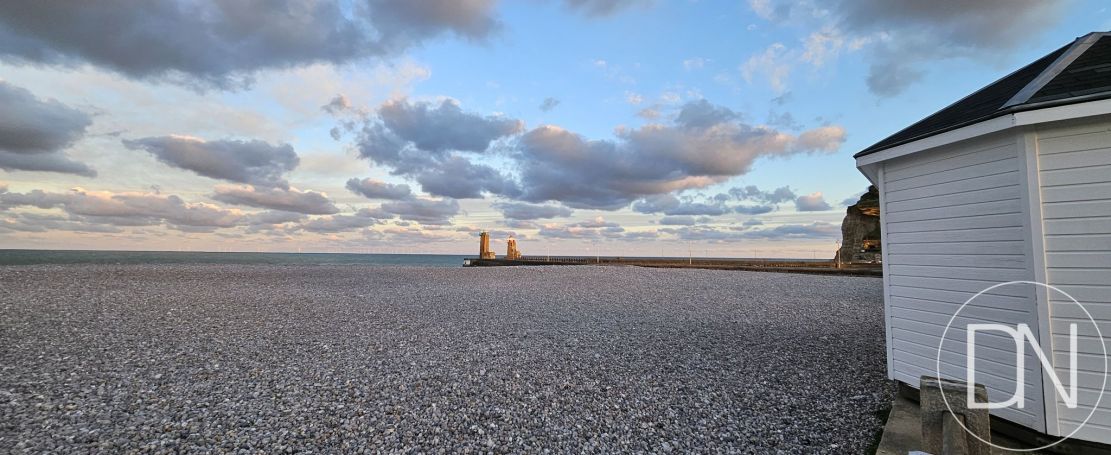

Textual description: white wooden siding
[1036,118,1111,443]
[882,133,1045,430]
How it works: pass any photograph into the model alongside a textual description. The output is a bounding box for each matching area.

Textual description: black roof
[856,32,1111,158]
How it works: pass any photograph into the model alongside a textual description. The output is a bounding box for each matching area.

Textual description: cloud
[800,28,846,67]
[340,97,844,212]
[381,226,459,243]
[378,98,524,155]
[866,58,925,98]
[354,98,524,198]
[0,81,95,176]
[632,194,727,216]
[412,155,520,199]
[674,99,740,129]
[716,186,796,215]
[1,188,367,237]
[575,216,621,229]
[741,43,793,93]
[0,212,124,234]
[683,57,707,70]
[797,126,848,152]
[625,92,644,105]
[659,91,681,104]
[0,152,98,177]
[741,221,839,239]
[504,219,540,229]
[771,92,792,105]
[0,82,90,154]
[246,210,304,227]
[515,100,845,209]
[562,0,652,17]
[631,195,680,214]
[749,0,1067,96]
[356,99,521,166]
[298,208,382,233]
[0,187,244,230]
[728,185,797,204]
[795,192,832,211]
[0,1,501,90]
[659,215,697,226]
[841,190,868,206]
[660,225,742,241]
[836,0,1060,50]
[345,178,413,200]
[636,107,660,119]
[493,202,572,220]
[539,217,625,239]
[321,94,352,114]
[487,229,526,240]
[378,197,460,225]
[748,0,779,21]
[366,0,501,48]
[766,111,802,131]
[539,97,561,112]
[298,152,366,177]
[733,205,775,215]
[124,135,298,188]
[622,230,659,240]
[211,185,339,215]
[661,221,838,241]
[242,211,305,234]
[0,190,79,211]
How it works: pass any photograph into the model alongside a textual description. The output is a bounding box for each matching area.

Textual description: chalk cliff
[838,186,881,263]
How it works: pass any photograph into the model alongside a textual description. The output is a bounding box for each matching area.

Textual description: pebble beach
[0,264,890,453]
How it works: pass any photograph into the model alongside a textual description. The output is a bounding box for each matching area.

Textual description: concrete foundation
[920,377,991,455]
[878,381,1111,455]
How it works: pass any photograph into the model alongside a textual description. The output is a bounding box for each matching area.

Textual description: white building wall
[1034,117,1111,442]
[880,132,1046,430]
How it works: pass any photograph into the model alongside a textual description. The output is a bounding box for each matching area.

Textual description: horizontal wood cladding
[882,133,1042,429]
[1037,118,1111,441]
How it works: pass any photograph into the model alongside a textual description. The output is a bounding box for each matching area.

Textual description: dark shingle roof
[1029,36,1111,103]
[856,32,1111,158]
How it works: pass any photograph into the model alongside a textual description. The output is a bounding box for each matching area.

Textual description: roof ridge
[1001,32,1106,109]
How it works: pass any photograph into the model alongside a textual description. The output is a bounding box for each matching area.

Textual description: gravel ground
[0,264,890,454]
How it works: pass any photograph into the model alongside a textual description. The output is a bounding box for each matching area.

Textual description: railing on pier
[462,255,883,276]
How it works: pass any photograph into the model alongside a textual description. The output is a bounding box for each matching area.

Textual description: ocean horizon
[0,249,831,267]
[0,249,470,267]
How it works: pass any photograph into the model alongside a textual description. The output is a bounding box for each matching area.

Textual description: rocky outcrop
[838,186,881,263]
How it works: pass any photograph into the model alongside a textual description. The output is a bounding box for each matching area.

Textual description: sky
[0,0,1108,257]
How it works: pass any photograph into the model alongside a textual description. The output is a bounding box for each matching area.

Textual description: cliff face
[838,186,881,263]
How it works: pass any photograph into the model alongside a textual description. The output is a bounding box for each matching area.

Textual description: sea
[0,249,469,267]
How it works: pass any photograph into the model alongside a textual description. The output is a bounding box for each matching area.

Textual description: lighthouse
[478,231,496,259]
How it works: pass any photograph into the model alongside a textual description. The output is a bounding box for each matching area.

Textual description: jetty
[464,255,881,277]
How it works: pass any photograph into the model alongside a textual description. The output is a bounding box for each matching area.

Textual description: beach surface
[0,264,889,453]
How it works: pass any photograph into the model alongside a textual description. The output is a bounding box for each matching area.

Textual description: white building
[856,32,1111,446]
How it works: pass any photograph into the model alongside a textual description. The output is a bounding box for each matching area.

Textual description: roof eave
[853,90,1111,160]
[855,95,1111,167]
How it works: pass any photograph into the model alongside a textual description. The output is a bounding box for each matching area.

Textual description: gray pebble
[0,264,890,453]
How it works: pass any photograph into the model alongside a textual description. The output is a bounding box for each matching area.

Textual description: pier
[462,255,882,277]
